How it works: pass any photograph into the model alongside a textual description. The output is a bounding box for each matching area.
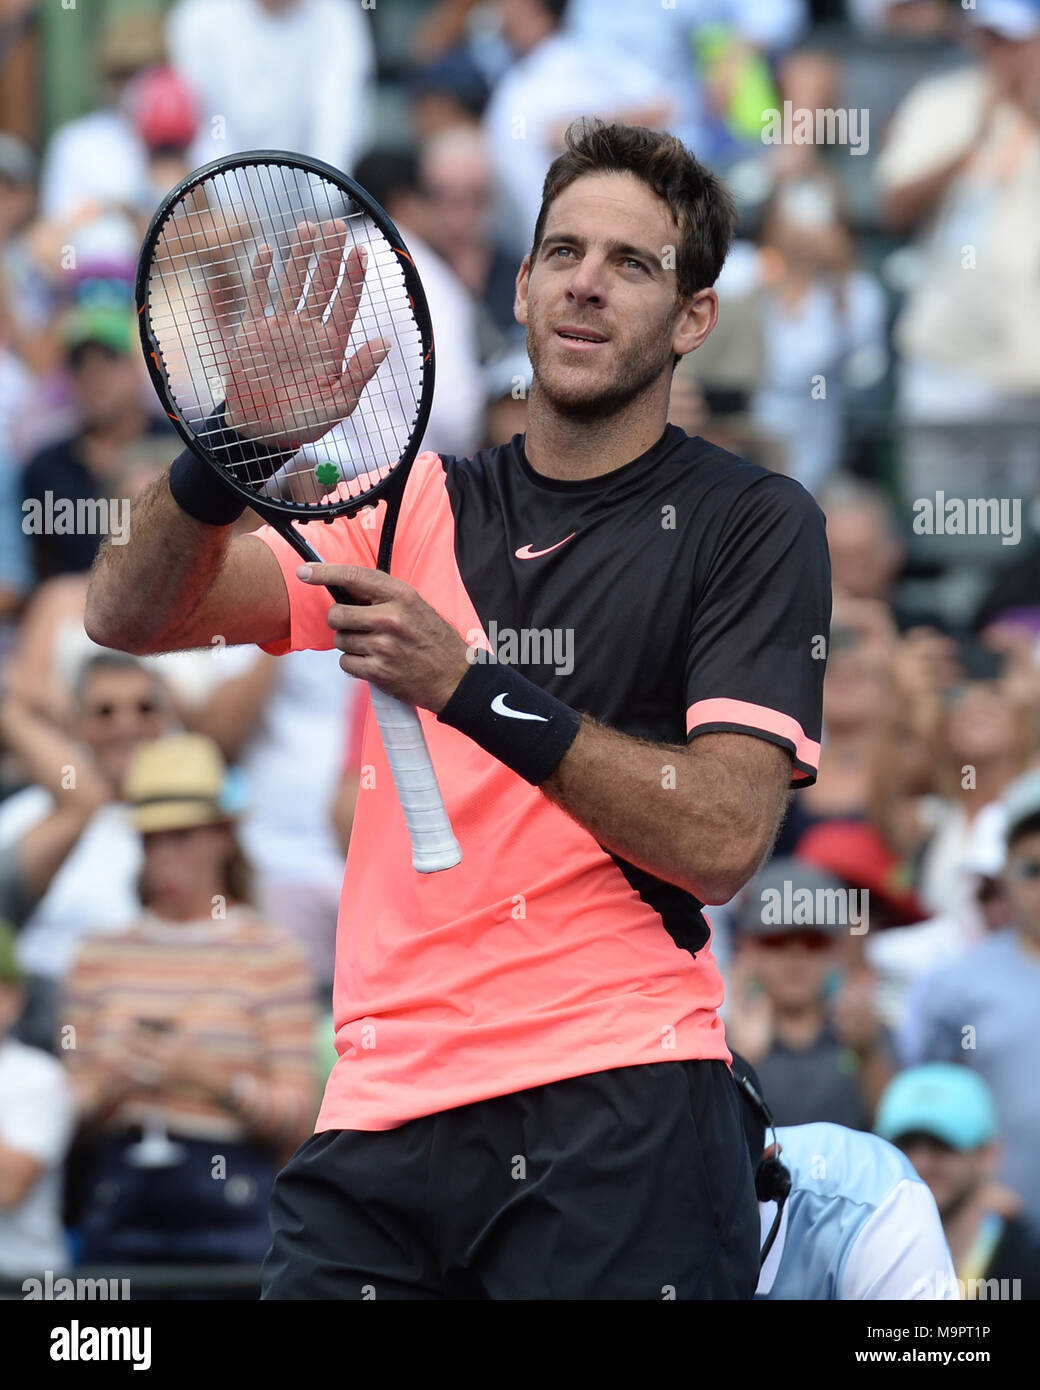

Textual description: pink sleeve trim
[686,697,821,780]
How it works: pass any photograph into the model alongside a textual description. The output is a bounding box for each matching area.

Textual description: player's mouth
[554,325,609,349]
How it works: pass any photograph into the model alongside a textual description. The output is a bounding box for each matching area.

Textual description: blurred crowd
[0,0,1039,1296]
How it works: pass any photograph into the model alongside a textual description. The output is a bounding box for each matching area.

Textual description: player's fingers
[279,221,318,315]
[297,561,402,599]
[324,245,367,355]
[245,244,275,320]
[332,632,378,658]
[337,651,388,684]
[326,602,387,632]
[303,218,349,321]
[331,337,391,412]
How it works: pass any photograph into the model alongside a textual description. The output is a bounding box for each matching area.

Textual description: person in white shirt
[483,0,670,261]
[184,645,360,992]
[166,0,375,175]
[0,922,75,1277]
[564,0,806,160]
[0,655,173,1052]
[351,150,486,459]
[731,1055,959,1299]
[38,12,163,265]
[876,0,1040,520]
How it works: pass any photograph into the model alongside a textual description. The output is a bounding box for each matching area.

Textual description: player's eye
[548,245,574,259]
[623,258,646,273]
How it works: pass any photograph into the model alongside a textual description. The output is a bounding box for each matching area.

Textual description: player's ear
[672,286,718,360]
[514,254,531,327]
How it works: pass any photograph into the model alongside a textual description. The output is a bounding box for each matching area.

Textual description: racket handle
[368,686,462,873]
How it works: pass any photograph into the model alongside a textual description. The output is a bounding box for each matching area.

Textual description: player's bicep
[685,476,830,788]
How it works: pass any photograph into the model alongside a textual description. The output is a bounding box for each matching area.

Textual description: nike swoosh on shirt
[514,533,577,560]
[491,694,549,721]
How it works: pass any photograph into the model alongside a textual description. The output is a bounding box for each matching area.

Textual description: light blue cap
[876,1064,998,1151]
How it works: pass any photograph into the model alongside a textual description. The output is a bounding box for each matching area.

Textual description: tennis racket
[136,150,461,873]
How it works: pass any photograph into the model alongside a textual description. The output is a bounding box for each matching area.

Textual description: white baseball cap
[967,0,1040,41]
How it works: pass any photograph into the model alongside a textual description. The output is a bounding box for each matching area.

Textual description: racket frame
[135,149,461,874]
[135,147,435,522]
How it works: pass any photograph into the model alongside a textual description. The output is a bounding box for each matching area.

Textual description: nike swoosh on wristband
[491,693,549,721]
[514,533,577,560]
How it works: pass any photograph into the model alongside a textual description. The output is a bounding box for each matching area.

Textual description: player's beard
[526,310,676,422]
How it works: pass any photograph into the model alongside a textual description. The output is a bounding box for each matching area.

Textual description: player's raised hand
[225,219,391,448]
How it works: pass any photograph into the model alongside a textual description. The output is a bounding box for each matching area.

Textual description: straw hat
[96,12,166,81]
[124,734,232,834]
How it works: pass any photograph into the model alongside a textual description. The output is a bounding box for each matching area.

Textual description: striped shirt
[63,907,318,1146]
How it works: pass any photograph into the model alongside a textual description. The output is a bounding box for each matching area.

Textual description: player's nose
[564,253,608,305]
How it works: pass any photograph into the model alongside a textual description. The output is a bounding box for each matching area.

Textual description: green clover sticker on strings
[314,462,341,487]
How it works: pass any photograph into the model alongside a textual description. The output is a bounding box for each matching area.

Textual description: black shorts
[261,1058,759,1300]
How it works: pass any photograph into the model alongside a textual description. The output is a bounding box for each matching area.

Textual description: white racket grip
[368,686,462,872]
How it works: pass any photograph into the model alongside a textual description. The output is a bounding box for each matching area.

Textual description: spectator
[0,133,39,394]
[797,820,928,931]
[64,733,317,1265]
[882,674,1032,926]
[732,1054,957,1301]
[167,0,374,175]
[688,189,885,495]
[0,439,30,620]
[482,344,533,446]
[185,646,360,997]
[877,2,1040,498]
[0,654,172,1052]
[0,693,107,929]
[0,920,75,1279]
[877,1064,1040,1298]
[20,301,173,581]
[901,770,1040,1226]
[37,12,162,263]
[817,474,906,612]
[774,596,896,849]
[419,125,521,342]
[483,0,668,260]
[728,173,887,495]
[724,858,895,1131]
[352,149,485,458]
[564,0,806,164]
[406,52,495,139]
[125,64,199,221]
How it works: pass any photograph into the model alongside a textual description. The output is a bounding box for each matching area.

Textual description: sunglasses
[756,930,834,951]
[1008,858,1040,882]
[87,700,161,719]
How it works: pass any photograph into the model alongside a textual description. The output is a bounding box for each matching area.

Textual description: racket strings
[145,160,428,511]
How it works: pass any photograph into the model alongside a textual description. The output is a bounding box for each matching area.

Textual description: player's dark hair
[530,118,737,303]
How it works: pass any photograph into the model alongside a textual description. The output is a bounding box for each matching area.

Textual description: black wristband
[437,660,582,786]
[167,404,298,526]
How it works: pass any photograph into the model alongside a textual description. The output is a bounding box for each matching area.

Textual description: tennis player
[85,120,831,1299]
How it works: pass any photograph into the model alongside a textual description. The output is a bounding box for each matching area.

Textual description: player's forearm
[542,720,787,904]
[85,471,231,655]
